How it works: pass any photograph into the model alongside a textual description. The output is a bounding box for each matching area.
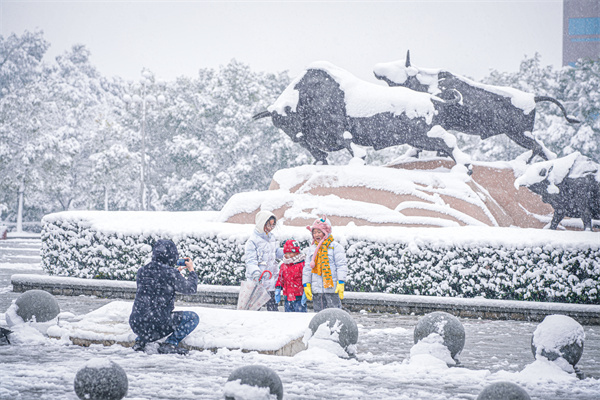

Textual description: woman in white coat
[244,210,283,311]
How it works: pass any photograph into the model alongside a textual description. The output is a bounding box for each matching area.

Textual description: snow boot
[132,341,146,352]
[0,327,11,345]
[158,343,189,355]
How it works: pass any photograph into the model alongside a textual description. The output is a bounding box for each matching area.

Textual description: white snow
[41,208,599,253]
[46,301,314,352]
[303,320,350,358]
[514,152,599,189]
[372,59,536,113]
[223,380,276,400]
[220,162,502,228]
[269,61,440,124]
[0,262,42,270]
[1,297,599,399]
[82,357,114,369]
[10,274,600,318]
[409,332,455,366]
[532,315,585,357]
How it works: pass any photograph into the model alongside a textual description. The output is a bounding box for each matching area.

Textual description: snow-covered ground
[1,237,599,399]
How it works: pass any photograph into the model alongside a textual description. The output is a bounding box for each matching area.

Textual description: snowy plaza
[1,235,599,400]
[1,3,600,398]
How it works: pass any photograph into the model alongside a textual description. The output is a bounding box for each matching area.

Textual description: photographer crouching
[129,239,199,355]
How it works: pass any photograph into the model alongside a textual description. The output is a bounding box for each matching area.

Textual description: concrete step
[10,274,600,325]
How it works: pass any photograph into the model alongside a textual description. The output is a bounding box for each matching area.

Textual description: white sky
[1,0,563,83]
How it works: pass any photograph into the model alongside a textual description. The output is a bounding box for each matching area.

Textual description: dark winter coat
[129,239,198,342]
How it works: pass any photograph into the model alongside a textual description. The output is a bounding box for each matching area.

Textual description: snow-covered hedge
[41,212,600,304]
[347,240,599,304]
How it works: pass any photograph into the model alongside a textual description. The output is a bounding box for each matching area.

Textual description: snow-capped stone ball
[413,311,465,360]
[14,289,60,323]
[74,358,128,400]
[531,314,585,367]
[224,365,283,400]
[477,381,531,400]
[308,308,359,352]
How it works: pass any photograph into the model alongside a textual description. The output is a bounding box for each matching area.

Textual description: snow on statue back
[74,358,128,400]
[253,61,471,170]
[412,311,465,366]
[373,51,580,163]
[224,365,283,400]
[514,152,600,231]
[531,314,585,378]
[303,308,358,358]
[477,381,531,400]
[6,289,60,324]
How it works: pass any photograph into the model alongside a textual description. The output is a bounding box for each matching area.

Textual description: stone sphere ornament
[477,381,531,400]
[224,365,283,400]
[413,311,465,360]
[15,289,60,323]
[74,358,128,400]
[308,308,359,352]
[531,314,585,367]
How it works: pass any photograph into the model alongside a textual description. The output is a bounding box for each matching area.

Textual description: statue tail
[534,96,580,124]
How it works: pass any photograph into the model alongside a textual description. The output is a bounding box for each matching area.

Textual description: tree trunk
[104,186,109,211]
[16,180,24,232]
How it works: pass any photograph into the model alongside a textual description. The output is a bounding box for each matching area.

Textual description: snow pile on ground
[302,320,349,359]
[494,357,579,386]
[45,301,313,353]
[1,303,599,399]
[223,379,276,400]
[409,332,455,366]
[4,301,59,336]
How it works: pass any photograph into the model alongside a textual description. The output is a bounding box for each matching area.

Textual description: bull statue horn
[252,111,271,120]
[432,89,463,105]
[405,50,411,67]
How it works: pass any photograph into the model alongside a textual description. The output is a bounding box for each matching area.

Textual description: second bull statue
[373,51,580,163]
[253,61,471,168]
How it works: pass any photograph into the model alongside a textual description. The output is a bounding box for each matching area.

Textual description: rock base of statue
[219,157,575,229]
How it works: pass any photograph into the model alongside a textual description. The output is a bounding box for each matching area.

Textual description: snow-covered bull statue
[253,61,470,168]
[373,51,580,163]
[514,152,600,231]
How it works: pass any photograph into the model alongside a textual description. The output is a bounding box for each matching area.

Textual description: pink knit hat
[307,216,333,269]
[306,216,332,237]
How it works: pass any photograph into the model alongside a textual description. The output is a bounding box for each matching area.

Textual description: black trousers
[265,291,279,311]
[312,293,342,312]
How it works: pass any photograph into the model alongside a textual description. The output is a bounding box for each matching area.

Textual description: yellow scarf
[312,236,334,289]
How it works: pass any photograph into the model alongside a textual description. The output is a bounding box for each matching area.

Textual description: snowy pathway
[1,237,599,399]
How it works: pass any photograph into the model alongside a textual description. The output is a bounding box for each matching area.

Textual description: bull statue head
[515,152,600,230]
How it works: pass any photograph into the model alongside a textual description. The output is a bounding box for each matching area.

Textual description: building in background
[563,0,600,66]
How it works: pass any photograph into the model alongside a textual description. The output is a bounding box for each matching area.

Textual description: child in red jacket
[275,239,307,312]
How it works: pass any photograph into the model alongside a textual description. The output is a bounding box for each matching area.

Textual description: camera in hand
[176,258,187,267]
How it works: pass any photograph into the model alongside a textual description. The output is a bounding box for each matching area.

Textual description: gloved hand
[303,283,313,301]
[274,287,282,303]
[250,270,260,282]
[301,292,307,306]
[335,281,345,300]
